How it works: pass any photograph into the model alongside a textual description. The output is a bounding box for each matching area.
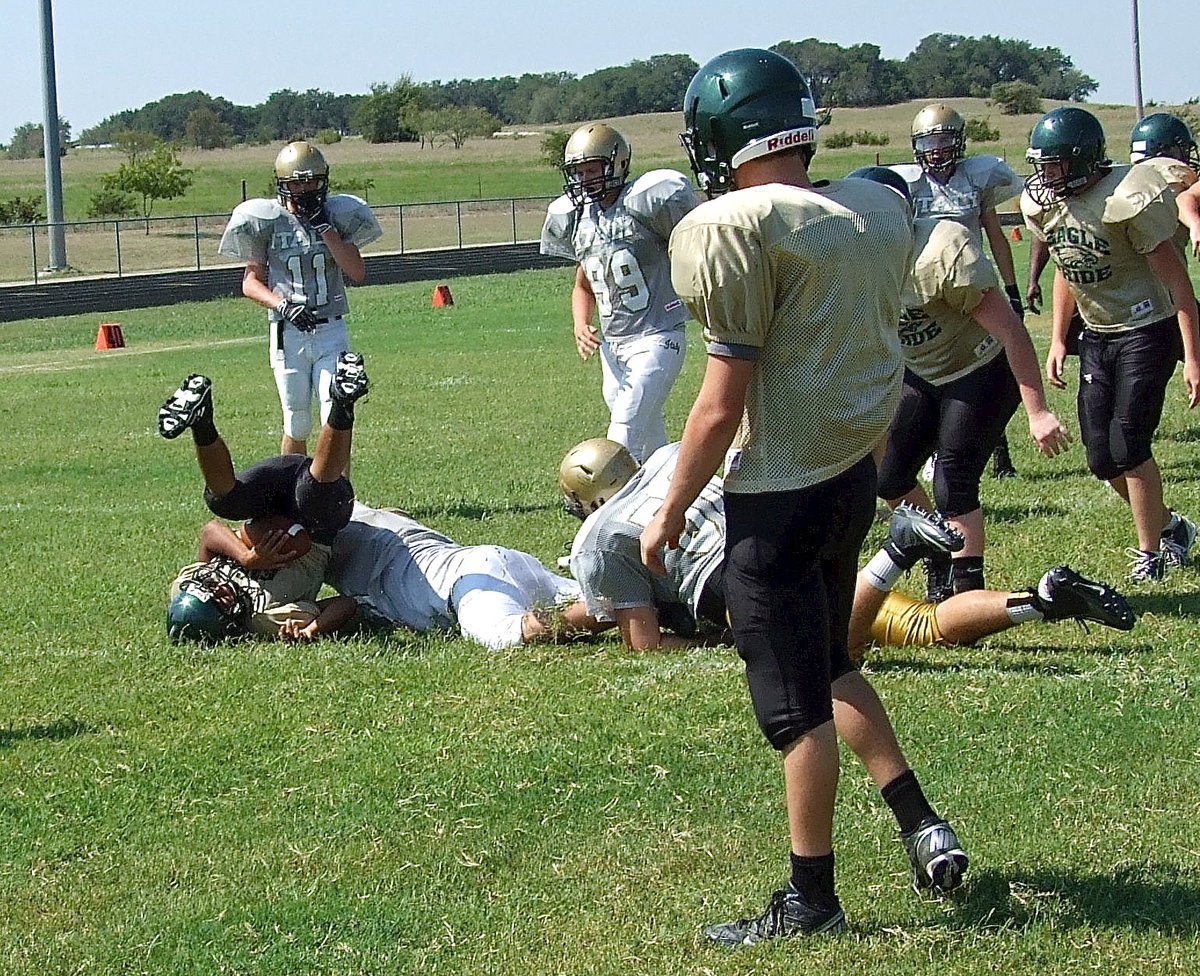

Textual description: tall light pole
[1131,0,1145,121]
[39,0,68,270]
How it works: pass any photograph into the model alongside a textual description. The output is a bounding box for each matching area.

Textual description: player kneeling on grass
[561,436,1134,940]
[323,503,606,650]
[159,352,371,643]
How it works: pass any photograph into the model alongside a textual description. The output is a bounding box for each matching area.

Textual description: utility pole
[39,0,68,270]
[1131,0,1145,121]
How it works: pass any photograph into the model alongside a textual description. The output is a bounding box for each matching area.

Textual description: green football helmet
[166,566,253,643]
[1129,112,1199,171]
[846,165,913,208]
[680,48,818,196]
[1025,107,1110,206]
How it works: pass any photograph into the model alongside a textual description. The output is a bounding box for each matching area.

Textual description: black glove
[1004,284,1025,321]
[294,198,332,235]
[276,299,320,332]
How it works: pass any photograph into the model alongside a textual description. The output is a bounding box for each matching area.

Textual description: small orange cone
[432,284,454,307]
[1009,227,1022,242]
[95,323,125,350]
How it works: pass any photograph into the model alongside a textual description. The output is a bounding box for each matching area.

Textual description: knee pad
[283,405,314,442]
[932,459,981,519]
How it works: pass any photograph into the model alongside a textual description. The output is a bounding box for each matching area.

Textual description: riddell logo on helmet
[766,128,815,152]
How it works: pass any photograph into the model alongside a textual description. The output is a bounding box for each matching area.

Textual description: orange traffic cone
[432,284,454,307]
[95,323,125,350]
[1009,227,1022,242]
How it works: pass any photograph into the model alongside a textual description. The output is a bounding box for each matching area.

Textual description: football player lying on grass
[560,439,1135,655]
[158,353,370,643]
[323,502,608,650]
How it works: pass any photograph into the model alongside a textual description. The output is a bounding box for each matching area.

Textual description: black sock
[327,399,355,431]
[789,851,837,907]
[880,769,936,835]
[190,418,218,447]
[951,555,985,594]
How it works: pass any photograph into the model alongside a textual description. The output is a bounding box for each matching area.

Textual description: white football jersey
[569,442,725,636]
[891,155,1023,247]
[540,170,700,342]
[219,194,382,321]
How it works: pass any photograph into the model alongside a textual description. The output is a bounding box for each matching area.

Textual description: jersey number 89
[584,248,649,317]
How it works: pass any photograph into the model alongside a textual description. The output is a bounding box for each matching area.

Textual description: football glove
[276,299,321,332]
[295,199,333,235]
[1004,284,1025,321]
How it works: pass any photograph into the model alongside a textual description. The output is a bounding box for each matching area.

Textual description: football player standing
[891,105,1027,478]
[1129,112,1200,260]
[219,142,382,458]
[1022,107,1200,582]
[540,124,701,462]
[639,49,966,944]
[851,166,1071,600]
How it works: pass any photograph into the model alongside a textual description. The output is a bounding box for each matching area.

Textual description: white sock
[862,549,904,591]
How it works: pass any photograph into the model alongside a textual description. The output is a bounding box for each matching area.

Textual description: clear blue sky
[4,0,1193,145]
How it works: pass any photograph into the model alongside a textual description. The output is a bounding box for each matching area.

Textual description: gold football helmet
[274,141,330,211]
[562,124,631,206]
[911,104,966,177]
[559,438,638,519]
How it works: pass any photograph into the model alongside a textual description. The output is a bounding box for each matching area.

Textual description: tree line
[3,33,1102,158]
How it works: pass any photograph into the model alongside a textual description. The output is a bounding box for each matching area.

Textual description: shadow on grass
[0,716,93,749]
[944,865,1200,934]
[980,502,1069,523]
[1127,588,1200,617]
[407,500,563,521]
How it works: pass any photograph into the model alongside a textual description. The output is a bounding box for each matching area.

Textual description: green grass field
[2,254,1200,975]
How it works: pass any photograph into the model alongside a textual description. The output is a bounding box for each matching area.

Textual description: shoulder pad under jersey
[1103,164,1170,224]
[540,194,580,259]
[326,193,383,247]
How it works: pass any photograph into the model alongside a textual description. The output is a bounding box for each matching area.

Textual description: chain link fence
[0,195,556,285]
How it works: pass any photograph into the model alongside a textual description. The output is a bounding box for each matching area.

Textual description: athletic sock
[862,549,904,591]
[789,851,838,907]
[880,768,936,835]
[1007,591,1046,624]
[190,417,218,448]
[951,556,985,594]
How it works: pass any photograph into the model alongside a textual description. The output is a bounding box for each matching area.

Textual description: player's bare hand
[243,529,299,571]
[574,322,601,359]
[1029,410,1072,456]
[1026,282,1042,316]
[1045,341,1067,390]
[278,618,319,642]
[1184,358,1200,409]
[640,509,685,577]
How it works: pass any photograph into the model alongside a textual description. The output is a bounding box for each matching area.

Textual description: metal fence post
[30,224,39,284]
[511,198,517,243]
[456,201,463,248]
[115,218,123,277]
[194,216,201,270]
[398,205,405,254]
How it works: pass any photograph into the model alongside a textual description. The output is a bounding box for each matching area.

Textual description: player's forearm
[1028,238,1050,291]
[571,277,597,329]
[314,596,358,635]
[198,520,252,564]
[323,235,366,282]
[1050,268,1075,344]
[982,209,1018,287]
[242,264,280,310]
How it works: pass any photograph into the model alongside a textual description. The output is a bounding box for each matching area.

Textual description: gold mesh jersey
[1134,157,1197,261]
[1021,164,1180,332]
[900,217,1001,384]
[669,179,911,493]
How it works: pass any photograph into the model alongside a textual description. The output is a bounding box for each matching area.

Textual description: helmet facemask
[1024,150,1097,208]
[913,128,965,178]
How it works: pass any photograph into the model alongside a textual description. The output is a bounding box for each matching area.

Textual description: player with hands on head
[848,166,1071,600]
[219,141,382,458]
[540,124,701,462]
[1023,107,1200,583]
[159,351,372,643]
[638,49,968,946]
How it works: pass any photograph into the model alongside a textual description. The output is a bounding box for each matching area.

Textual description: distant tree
[7,118,71,158]
[0,196,46,224]
[353,77,423,142]
[313,128,342,145]
[86,186,137,219]
[184,107,233,149]
[991,81,1043,115]
[541,129,570,168]
[436,106,502,149]
[965,117,1001,141]
[104,143,194,229]
[112,128,160,164]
